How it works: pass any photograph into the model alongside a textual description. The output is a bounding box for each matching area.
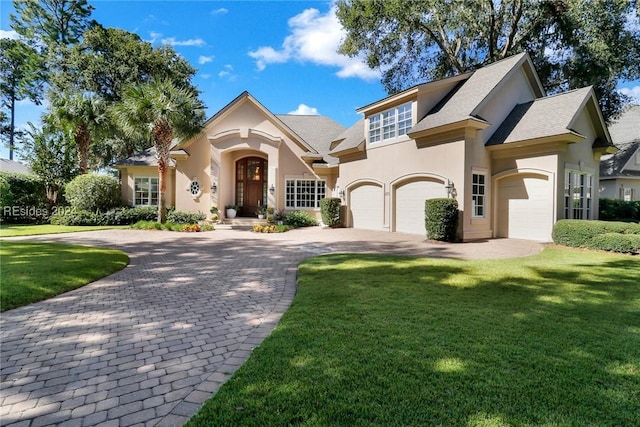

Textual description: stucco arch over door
[392,175,447,235]
[494,169,555,241]
[348,181,384,231]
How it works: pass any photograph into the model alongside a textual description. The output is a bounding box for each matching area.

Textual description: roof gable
[409,52,544,136]
[276,114,346,164]
[486,87,606,146]
[179,91,319,154]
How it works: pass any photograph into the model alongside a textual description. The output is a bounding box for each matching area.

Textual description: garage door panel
[497,173,553,241]
[395,180,447,235]
[350,184,384,231]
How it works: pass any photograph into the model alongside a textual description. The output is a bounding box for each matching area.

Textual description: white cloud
[247,6,380,81]
[0,30,20,40]
[211,8,228,15]
[618,85,640,104]
[218,64,236,81]
[288,104,319,115]
[199,55,214,64]
[161,37,206,47]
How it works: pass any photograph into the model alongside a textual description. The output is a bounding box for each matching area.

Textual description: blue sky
[2,0,639,161]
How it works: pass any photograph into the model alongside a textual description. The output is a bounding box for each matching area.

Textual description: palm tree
[48,92,106,174]
[112,78,205,223]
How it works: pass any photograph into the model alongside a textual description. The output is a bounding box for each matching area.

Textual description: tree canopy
[336,0,640,120]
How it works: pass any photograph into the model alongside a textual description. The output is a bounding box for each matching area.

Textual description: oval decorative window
[189,178,202,199]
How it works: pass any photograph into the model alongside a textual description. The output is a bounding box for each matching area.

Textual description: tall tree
[0,38,44,160]
[336,0,640,120]
[19,122,77,204]
[50,25,200,167]
[57,25,198,101]
[10,0,94,48]
[48,92,106,174]
[112,79,205,223]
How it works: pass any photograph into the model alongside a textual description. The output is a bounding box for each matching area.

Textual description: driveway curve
[1,228,541,426]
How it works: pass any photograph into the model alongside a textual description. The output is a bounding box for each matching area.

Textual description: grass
[187,248,640,426]
[0,223,125,237]
[0,242,129,311]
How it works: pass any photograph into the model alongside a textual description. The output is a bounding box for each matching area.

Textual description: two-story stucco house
[114,52,616,241]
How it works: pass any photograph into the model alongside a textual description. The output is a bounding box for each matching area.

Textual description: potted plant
[255,205,267,219]
[209,206,219,222]
[225,204,238,219]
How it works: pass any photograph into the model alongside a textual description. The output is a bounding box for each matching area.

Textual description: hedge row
[50,206,205,226]
[0,172,49,223]
[599,198,640,221]
[552,219,640,254]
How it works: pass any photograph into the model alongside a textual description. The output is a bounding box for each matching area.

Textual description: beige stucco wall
[600,178,640,200]
[559,109,601,219]
[119,166,175,208]
[337,134,466,232]
[173,99,331,219]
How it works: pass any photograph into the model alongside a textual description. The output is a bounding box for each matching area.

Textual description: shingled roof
[410,53,539,135]
[487,87,594,146]
[276,114,346,165]
[609,105,640,146]
[328,118,365,156]
[600,140,640,178]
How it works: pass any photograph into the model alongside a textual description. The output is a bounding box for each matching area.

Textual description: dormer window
[368,103,412,144]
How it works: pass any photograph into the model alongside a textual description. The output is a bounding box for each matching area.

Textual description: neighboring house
[114,52,615,242]
[599,105,640,201]
[0,158,33,175]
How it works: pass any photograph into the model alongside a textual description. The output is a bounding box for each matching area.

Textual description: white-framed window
[564,170,593,219]
[134,177,159,206]
[285,179,326,209]
[620,187,634,201]
[471,173,486,218]
[369,114,381,143]
[368,103,412,144]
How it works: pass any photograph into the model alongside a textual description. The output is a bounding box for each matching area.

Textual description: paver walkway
[1,228,541,426]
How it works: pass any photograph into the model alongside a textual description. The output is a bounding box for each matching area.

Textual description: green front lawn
[0,224,126,237]
[188,248,640,426]
[0,242,128,311]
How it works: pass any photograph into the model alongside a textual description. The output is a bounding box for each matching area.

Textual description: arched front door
[236,157,267,217]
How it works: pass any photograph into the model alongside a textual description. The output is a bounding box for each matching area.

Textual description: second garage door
[496,173,553,241]
[350,183,384,231]
[395,180,447,235]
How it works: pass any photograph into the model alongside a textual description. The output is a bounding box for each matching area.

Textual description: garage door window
[285,179,326,209]
[564,171,593,219]
[472,173,486,218]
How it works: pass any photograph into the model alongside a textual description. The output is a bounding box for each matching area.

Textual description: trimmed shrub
[320,198,342,227]
[0,172,49,223]
[0,175,14,207]
[50,209,102,226]
[166,210,206,224]
[599,198,640,221]
[589,233,640,254]
[253,224,292,233]
[425,198,459,242]
[283,210,318,228]
[65,174,120,212]
[552,219,640,247]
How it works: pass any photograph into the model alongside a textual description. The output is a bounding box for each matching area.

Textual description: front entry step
[216,218,268,229]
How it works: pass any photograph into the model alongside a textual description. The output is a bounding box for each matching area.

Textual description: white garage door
[497,173,553,241]
[350,184,384,231]
[395,180,447,235]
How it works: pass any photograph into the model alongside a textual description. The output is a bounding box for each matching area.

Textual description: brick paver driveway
[1,228,541,426]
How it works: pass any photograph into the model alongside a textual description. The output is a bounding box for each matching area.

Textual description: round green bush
[284,210,318,227]
[65,174,121,212]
